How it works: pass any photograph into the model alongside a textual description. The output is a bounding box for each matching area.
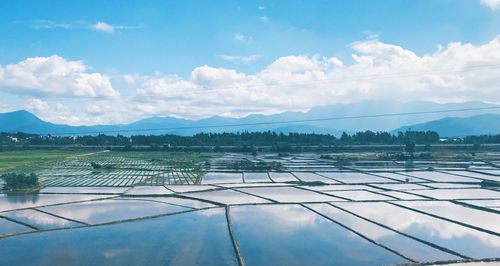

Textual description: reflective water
[186,189,270,205]
[323,190,395,201]
[0,217,33,236]
[268,172,298,182]
[424,183,482,189]
[459,200,500,208]
[122,197,217,209]
[377,191,426,200]
[440,262,500,266]
[395,200,500,234]
[202,172,243,184]
[305,203,460,262]
[444,171,500,182]
[0,194,111,212]
[299,184,375,191]
[291,172,339,184]
[2,209,84,229]
[243,172,271,183]
[373,172,427,182]
[320,172,396,184]
[476,170,500,176]
[124,186,173,195]
[40,187,130,194]
[410,189,500,200]
[40,199,189,224]
[0,209,238,266]
[217,183,289,188]
[332,201,500,259]
[400,171,480,182]
[229,204,408,266]
[237,186,343,203]
[164,185,217,193]
[372,183,429,190]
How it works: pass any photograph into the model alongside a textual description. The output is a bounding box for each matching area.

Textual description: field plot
[1,152,500,265]
[0,150,87,169]
[0,151,210,187]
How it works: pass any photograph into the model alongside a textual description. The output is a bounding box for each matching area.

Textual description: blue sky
[1,0,499,75]
[1,0,500,125]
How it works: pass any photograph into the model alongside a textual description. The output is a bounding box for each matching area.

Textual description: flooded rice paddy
[1,152,499,265]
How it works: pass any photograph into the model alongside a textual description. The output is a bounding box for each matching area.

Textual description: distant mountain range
[1,100,499,137]
[394,114,500,137]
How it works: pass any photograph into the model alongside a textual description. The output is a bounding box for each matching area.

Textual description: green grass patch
[0,150,88,168]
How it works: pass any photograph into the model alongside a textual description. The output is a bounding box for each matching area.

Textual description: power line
[51,106,500,136]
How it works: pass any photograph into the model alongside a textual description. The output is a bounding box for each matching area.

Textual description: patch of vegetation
[377,152,434,161]
[228,160,283,171]
[2,130,446,148]
[1,173,40,192]
[286,180,327,186]
[0,150,87,168]
[450,153,474,161]
[480,180,500,188]
[90,162,115,170]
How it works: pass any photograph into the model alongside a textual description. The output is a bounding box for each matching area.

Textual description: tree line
[0,130,448,147]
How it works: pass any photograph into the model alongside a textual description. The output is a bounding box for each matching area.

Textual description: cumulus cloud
[6,37,500,124]
[22,97,139,126]
[129,36,500,120]
[481,0,500,10]
[0,55,119,98]
[90,21,139,33]
[123,74,140,85]
[25,98,83,124]
[216,54,263,64]
[91,21,115,33]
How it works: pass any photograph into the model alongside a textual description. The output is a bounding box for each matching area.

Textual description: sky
[1,0,500,125]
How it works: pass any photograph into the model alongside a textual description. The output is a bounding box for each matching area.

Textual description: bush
[90,162,115,170]
[90,162,102,169]
[228,160,283,171]
[1,173,39,191]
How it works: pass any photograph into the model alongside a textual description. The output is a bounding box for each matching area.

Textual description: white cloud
[234,33,247,42]
[123,74,140,85]
[30,20,72,29]
[0,55,119,98]
[258,5,266,10]
[128,36,500,120]
[216,54,263,64]
[481,0,500,10]
[91,21,115,33]
[7,37,500,125]
[25,98,83,124]
[361,30,379,40]
[22,97,139,126]
[28,20,139,33]
[259,16,269,23]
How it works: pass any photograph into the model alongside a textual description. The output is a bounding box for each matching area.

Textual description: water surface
[0,209,238,266]
[230,204,408,266]
[332,201,500,259]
